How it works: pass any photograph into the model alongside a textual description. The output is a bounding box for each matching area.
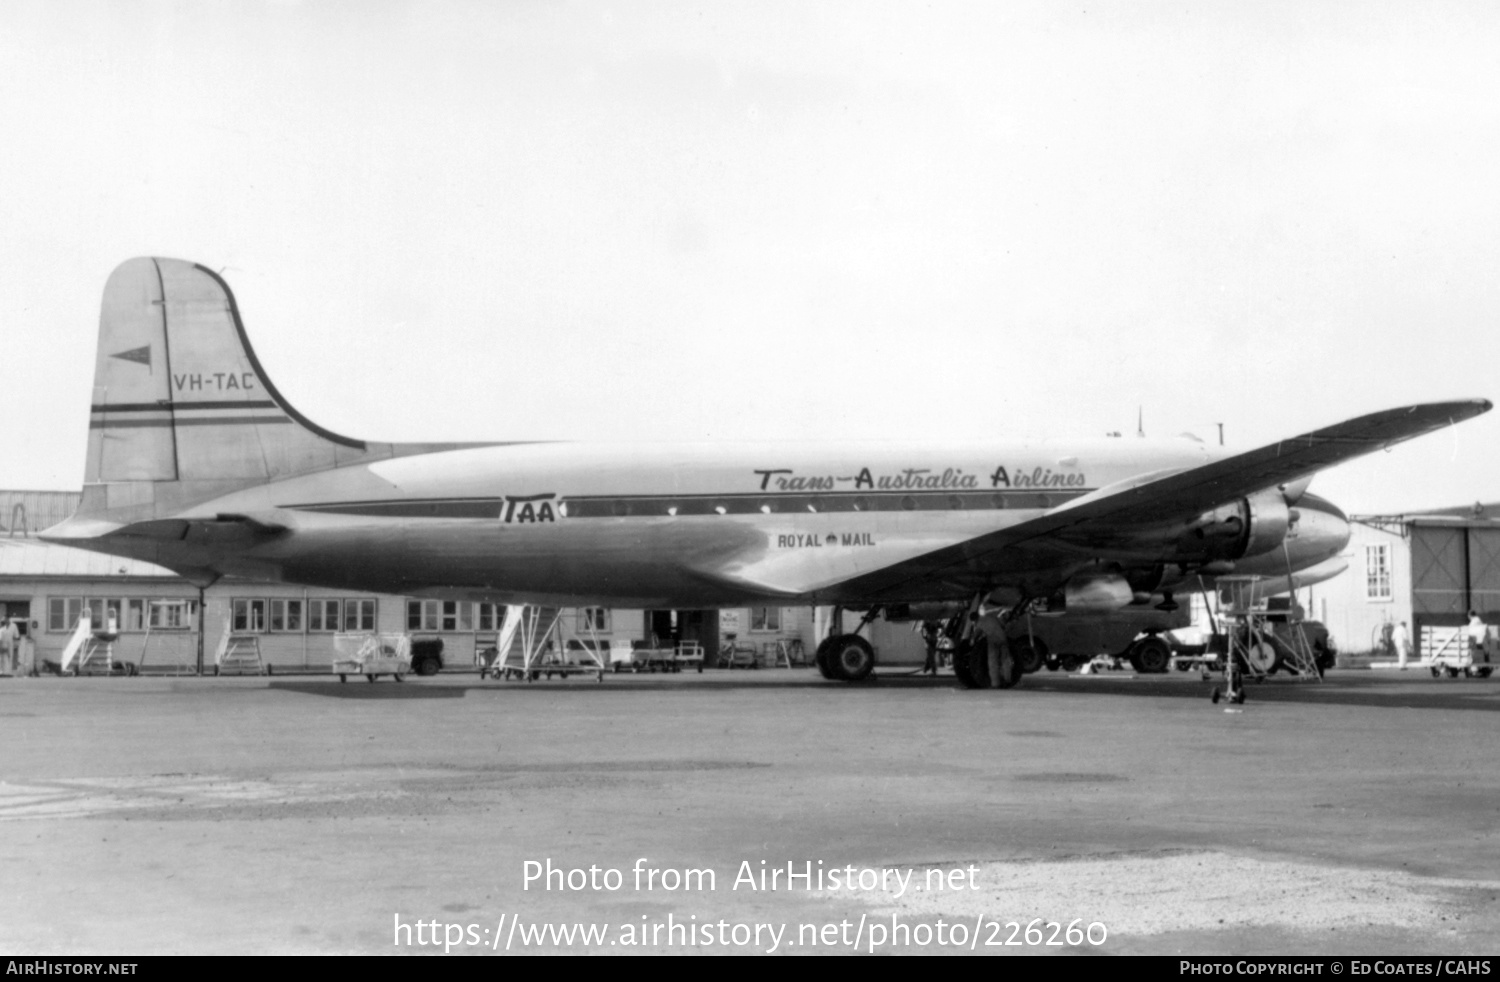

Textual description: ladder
[74,635,116,675]
[1276,615,1324,679]
[494,605,566,680]
[1211,575,1321,705]
[214,626,266,676]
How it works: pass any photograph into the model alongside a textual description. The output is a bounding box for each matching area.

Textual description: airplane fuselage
[92,436,1348,608]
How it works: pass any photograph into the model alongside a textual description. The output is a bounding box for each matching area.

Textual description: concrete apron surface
[0,669,1496,955]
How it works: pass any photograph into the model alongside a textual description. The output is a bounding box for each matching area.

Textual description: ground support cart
[1427,630,1495,679]
[332,633,411,683]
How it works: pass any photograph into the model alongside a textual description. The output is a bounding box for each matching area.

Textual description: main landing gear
[952,634,1023,690]
[815,607,881,681]
[950,595,1029,690]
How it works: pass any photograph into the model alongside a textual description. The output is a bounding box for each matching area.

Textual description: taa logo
[502,494,558,523]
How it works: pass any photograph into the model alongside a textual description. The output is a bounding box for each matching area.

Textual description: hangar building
[1313,502,1500,660]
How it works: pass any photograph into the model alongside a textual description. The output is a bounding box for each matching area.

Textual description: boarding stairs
[1211,575,1321,705]
[491,606,585,680]
[58,613,125,676]
[74,636,118,675]
[213,626,266,676]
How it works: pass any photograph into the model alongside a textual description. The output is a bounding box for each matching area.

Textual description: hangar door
[1468,528,1500,620]
[1411,526,1466,620]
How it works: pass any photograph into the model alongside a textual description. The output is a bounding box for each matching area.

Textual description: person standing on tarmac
[1392,620,1412,670]
[1467,610,1489,665]
[921,622,940,676]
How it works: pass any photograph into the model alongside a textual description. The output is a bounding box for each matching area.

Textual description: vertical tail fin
[78,257,381,524]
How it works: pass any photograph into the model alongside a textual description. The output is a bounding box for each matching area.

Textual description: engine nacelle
[1186,488,1292,562]
[1238,487,1292,558]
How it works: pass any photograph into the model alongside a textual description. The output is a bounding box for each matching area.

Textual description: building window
[343,599,377,632]
[48,597,82,632]
[270,599,303,633]
[308,599,341,632]
[476,603,502,632]
[49,597,194,632]
[407,600,478,632]
[148,600,195,630]
[232,599,267,633]
[751,607,781,631]
[1365,544,1392,601]
[580,607,610,632]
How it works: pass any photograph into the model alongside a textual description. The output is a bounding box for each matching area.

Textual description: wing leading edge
[835,399,1492,600]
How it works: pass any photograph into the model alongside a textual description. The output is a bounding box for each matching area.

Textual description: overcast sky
[3,1,1497,514]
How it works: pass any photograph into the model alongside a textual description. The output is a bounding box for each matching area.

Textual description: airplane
[43,257,1491,689]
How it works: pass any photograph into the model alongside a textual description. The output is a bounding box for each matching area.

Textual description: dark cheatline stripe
[292,499,507,519]
[286,488,1090,519]
[90,400,281,413]
[90,416,293,429]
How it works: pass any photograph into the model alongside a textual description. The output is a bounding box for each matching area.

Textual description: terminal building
[0,490,927,675]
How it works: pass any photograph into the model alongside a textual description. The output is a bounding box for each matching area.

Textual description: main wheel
[951,639,979,688]
[961,637,991,689]
[826,635,875,682]
[1130,636,1172,674]
[961,636,1022,689]
[413,655,440,677]
[994,638,1023,689]
[1013,637,1047,675]
[814,637,840,680]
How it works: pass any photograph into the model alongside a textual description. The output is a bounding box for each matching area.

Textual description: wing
[834,399,1492,600]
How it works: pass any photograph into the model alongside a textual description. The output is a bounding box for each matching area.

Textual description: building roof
[0,536,178,579]
[0,490,81,537]
[1353,501,1500,531]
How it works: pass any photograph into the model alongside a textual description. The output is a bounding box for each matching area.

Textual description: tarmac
[0,666,1497,955]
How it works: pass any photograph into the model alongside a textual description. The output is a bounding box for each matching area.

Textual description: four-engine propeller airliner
[43,258,1491,687]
